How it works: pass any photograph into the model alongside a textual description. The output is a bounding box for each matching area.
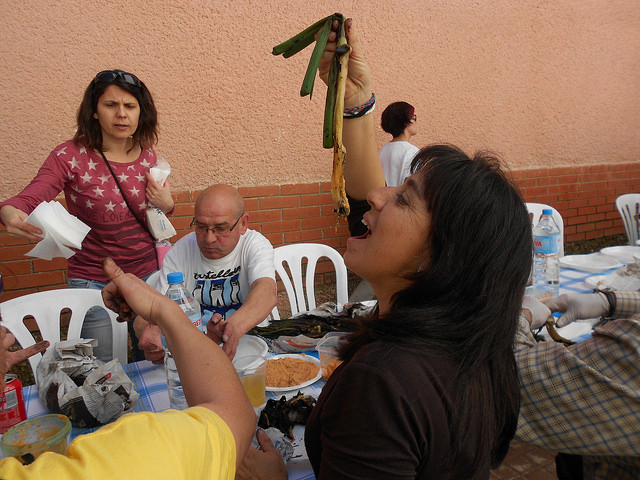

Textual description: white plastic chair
[0,288,127,377]
[526,203,565,257]
[615,194,640,246]
[271,243,349,320]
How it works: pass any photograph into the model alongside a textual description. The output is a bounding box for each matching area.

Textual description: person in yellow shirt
[0,258,255,479]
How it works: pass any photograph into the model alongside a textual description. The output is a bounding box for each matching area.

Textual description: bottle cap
[166,272,184,284]
[542,208,553,215]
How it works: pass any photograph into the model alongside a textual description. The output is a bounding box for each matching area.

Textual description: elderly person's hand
[544,292,610,327]
[137,323,165,364]
[145,174,174,214]
[0,327,49,388]
[206,314,240,360]
[235,429,288,480]
[521,296,552,330]
[101,257,167,324]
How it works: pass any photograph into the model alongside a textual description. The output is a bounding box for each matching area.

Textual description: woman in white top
[379,101,419,186]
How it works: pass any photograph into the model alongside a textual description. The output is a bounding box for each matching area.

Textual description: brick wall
[1,161,639,301]
[511,162,640,242]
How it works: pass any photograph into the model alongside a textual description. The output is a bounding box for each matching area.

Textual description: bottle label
[533,234,560,255]
[188,312,204,332]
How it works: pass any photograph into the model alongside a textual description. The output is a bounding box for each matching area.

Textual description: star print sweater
[0,140,160,282]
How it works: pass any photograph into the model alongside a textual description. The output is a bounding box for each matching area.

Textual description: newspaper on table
[36,339,139,427]
[251,427,294,463]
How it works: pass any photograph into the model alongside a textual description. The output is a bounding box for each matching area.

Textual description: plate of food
[600,246,640,264]
[558,253,623,273]
[265,354,322,393]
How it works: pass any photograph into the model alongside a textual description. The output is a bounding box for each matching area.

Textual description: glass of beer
[234,355,267,408]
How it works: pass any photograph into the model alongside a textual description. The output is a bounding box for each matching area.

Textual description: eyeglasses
[93,70,141,87]
[191,215,242,237]
[411,115,417,122]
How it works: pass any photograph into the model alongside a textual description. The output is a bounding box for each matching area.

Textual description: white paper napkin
[25,201,91,260]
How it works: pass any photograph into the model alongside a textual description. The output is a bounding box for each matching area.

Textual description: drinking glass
[234,355,266,408]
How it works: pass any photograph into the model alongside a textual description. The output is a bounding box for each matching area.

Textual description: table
[17,265,613,479]
[21,356,324,480]
[558,264,616,294]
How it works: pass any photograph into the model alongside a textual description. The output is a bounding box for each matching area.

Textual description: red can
[0,374,27,433]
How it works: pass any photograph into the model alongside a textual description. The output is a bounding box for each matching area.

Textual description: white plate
[600,246,640,264]
[558,253,623,273]
[265,354,321,393]
[584,275,608,289]
[234,335,268,361]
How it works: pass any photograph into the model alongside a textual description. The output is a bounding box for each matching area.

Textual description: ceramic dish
[558,253,623,273]
[600,246,640,264]
[265,354,322,393]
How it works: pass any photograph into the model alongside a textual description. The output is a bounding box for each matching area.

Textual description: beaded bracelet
[343,92,375,118]
[346,101,376,119]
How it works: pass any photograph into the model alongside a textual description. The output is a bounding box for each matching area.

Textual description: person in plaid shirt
[519,291,640,480]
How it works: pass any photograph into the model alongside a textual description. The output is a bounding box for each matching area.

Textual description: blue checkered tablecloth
[16,266,615,479]
[558,265,618,295]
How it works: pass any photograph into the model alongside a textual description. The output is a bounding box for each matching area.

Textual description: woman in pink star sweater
[0,70,174,362]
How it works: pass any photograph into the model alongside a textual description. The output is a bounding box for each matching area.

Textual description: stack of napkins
[25,201,90,260]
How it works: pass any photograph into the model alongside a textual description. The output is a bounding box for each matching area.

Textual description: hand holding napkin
[24,200,90,260]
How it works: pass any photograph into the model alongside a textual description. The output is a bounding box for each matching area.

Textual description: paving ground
[491,440,558,479]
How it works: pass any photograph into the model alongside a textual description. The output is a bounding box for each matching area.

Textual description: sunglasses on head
[93,70,141,87]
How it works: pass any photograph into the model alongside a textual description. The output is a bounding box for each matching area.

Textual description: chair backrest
[0,288,127,378]
[271,243,349,320]
[526,203,565,257]
[615,194,640,246]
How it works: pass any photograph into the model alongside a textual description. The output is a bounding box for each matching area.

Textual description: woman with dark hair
[0,70,174,362]
[379,100,419,187]
[237,19,530,480]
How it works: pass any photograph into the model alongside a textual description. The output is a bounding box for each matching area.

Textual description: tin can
[0,374,27,433]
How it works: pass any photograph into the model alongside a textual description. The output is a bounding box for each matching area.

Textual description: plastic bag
[146,157,176,241]
[36,339,139,428]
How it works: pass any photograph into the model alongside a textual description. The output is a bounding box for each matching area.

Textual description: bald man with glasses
[134,184,276,360]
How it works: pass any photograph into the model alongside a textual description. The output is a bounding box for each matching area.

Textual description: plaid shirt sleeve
[514,312,640,458]
[613,290,640,317]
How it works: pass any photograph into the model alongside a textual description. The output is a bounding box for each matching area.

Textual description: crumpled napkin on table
[25,200,90,260]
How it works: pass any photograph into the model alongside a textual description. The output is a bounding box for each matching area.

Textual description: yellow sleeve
[0,407,236,480]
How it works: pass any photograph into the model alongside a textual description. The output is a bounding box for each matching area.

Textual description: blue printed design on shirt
[193,274,242,322]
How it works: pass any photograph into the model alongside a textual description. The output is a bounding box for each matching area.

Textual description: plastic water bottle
[532,209,561,297]
[163,272,204,410]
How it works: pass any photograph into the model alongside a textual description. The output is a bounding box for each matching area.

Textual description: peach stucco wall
[1,0,639,197]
